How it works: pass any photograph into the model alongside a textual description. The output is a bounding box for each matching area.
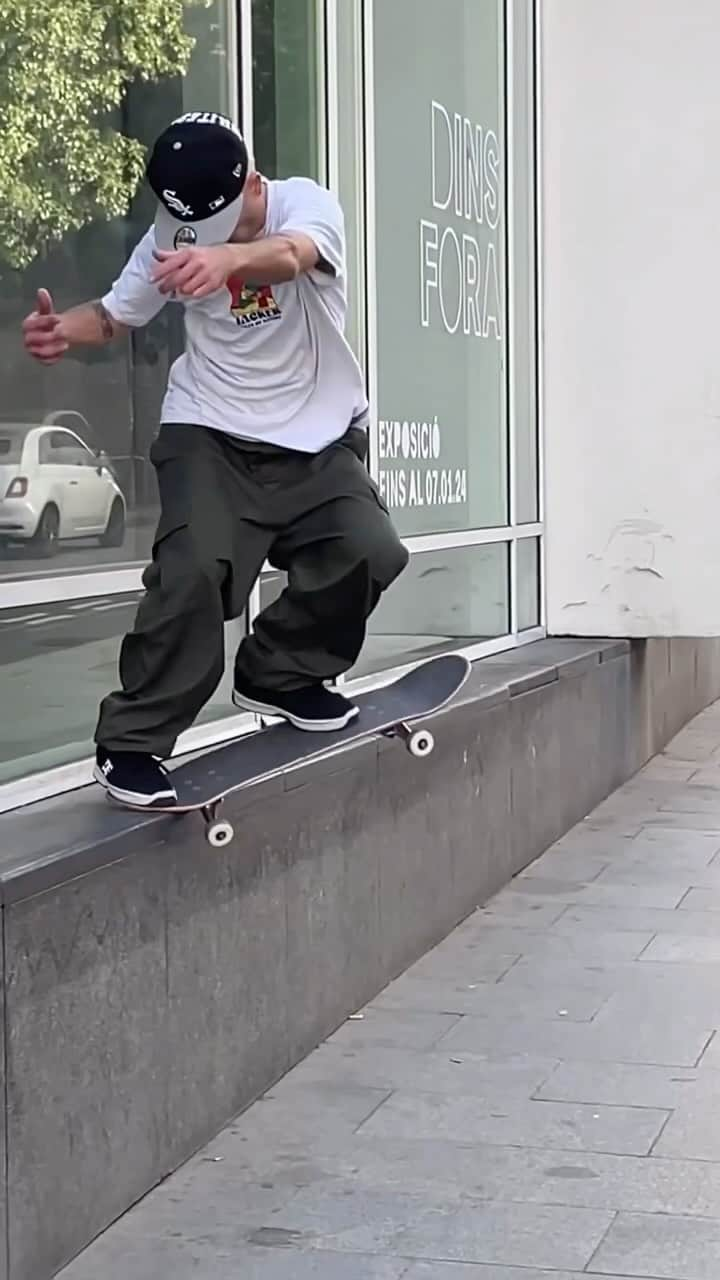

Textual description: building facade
[0,0,541,810]
[10,8,720,1276]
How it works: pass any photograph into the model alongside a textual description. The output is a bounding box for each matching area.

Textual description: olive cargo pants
[95,423,408,758]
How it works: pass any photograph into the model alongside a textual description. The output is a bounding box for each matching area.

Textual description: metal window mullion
[227,0,240,123]
[361,0,379,478]
[0,514,543,613]
[533,0,546,627]
[505,0,520,635]
[0,568,145,610]
[352,0,368,378]
[323,0,338,191]
[401,524,542,555]
[239,0,254,151]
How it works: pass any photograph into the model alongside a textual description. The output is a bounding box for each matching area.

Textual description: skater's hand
[152,245,236,299]
[22,289,68,364]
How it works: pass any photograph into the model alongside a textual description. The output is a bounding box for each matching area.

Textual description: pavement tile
[421,924,655,965]
[289,1043,559,1098]
[552,904,720,940]
[631,826,720,859]
[699,1032,720,1070]
[327,1008,462,1052]
[271,1185,614,1271]
[497,879,688,909]
[248,1136,720,1217]
[472,899,572,928]
[401,948,521,984]
[635,812,720,832]
[652,1094,720,1160]
[659,786,720,815]
[590,1210,720,1279]
[437,1005,713,1067]
[518,851,612,881]
[61,1235,410,1280]
[356,1091,668,1155]
[640,935,720,964]
[536,1060,708,1110]
[679,886,720,911]
[407,1269,639,1280]
[499,954,720,998]
[594,860,720,888]
[226,1081,393,1148]
[371,973,604,1022]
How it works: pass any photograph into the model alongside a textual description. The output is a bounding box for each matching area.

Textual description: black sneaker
[232,676,359,731]
[93,746,178,807]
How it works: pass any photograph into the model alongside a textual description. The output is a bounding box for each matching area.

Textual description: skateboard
[115,654,471,847]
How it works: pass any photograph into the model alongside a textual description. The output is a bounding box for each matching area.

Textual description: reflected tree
[0,0,210,268]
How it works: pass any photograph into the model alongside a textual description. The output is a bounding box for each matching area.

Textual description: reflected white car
[0,424,126,557]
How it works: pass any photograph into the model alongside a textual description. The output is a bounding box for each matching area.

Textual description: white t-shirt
[102,177,369,452]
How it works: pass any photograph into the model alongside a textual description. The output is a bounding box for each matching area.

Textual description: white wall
[542,0,720,636]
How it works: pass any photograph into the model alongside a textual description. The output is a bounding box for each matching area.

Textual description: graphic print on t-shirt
[226,274,282,328]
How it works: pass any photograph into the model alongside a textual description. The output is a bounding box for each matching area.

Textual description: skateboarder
[22,111,408,807]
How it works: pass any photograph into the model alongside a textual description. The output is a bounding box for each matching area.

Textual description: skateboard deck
[115,654,471,845]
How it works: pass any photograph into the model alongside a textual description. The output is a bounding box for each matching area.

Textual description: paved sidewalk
[60,702,720,1280]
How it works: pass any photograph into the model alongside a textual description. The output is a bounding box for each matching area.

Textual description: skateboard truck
[383,720,435,759]
[200,801,235,848]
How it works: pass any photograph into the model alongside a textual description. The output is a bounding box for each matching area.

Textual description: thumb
[36,288,55,316]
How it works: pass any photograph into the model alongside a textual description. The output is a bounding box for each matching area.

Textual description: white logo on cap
[208,195,226,211]
[163,189,194,218]
[174,111,234,130]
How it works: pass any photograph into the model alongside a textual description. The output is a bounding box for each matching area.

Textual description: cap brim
[153,192,244,250]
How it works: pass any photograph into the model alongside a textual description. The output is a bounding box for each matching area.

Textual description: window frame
[0,0,544,814]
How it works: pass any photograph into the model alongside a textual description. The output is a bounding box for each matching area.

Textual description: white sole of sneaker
[232,690,360,731]
[93,764,178,808]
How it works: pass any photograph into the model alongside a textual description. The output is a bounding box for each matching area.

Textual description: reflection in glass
[372,0,508,536]
[516,537,540,631]
[0,594,246,786]
[354,543,510,678]
[0,1,235,584]
[252,0,320,179]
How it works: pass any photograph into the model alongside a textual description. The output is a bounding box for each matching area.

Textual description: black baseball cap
[146,112,251,250]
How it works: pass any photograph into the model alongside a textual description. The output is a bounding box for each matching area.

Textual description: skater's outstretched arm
[22,290,127,364]
[22,229,167,364]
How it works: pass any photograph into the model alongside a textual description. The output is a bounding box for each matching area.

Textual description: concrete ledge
[4,635,720,1280]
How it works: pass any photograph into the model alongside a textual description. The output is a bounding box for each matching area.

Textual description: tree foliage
[0,0,209,268]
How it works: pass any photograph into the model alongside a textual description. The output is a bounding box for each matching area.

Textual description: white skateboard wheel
[207,819,235,848]
[407,729,434,758]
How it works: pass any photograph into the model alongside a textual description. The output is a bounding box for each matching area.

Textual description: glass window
[0,1,236,585]
[334,0,366,366]
[251,0,320,179]
[0,594,246,787]
[0,2,247,792]
[260,544,511,684]
[355,543,510,679]
[38,431,94,467]
[516,536,541,631]
[371,0,508,538]
[252,0,324,619]
[0,431,25,464]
